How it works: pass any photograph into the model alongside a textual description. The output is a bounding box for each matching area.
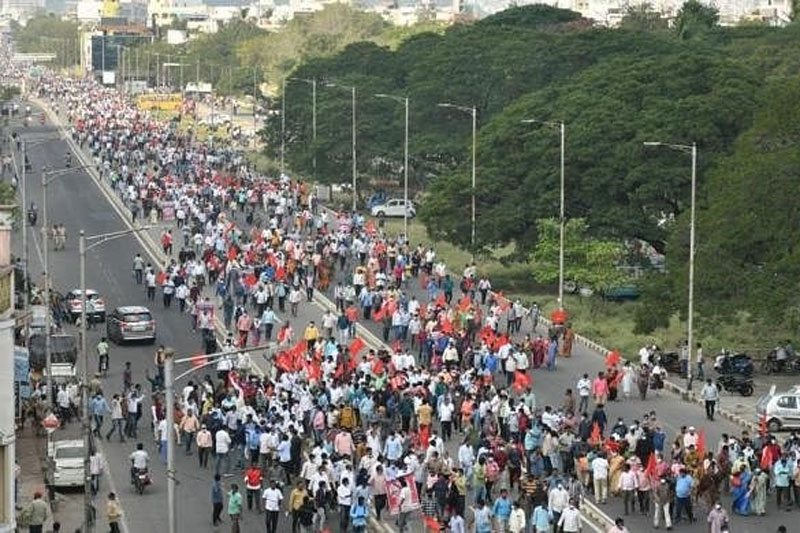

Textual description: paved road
[14,100,792,533]
[10,112,366,533]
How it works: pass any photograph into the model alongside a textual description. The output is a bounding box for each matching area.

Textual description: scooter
[714,350,754,376]
[716,374,754,397]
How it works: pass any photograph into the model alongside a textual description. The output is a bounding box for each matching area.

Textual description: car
[106,306,156,343]
[370,198,416,218]
[47,439,85,489]
[66,289,106,322]
[757,385,800,432]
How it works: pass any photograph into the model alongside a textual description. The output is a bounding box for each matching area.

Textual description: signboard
[102,70,116,86]
[136,93,182,111]
[185,82,212,94]
[161,200,175,221]
[386,474,420,515]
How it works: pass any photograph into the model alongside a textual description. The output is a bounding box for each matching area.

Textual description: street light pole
[522,119,566,309]
[280,78,286,176]
[643,140,697,390]
[403,96,409,239]
[325,82,358,212]
[312,78,317,181]
[438,103,477,258]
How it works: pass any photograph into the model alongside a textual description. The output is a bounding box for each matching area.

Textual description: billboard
[136,93,182,111]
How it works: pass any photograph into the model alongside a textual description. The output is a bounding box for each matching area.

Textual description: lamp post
[78,226,151,532]
[42,164,96,402]
[325,82,358,212]
[522,119,566,310]
[375,93,410,239]
[438,103,477,258]
[280,77,286,175]
[164,343,274,533]
[644,141,697,390]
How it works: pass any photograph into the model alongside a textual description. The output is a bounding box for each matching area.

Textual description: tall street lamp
[325,82,358,212]
[286,77,317,180]
[375,93,410,239]
[78,227,151,532]
[42,164,95,402]
[522,119,566,309]
[438,103,477,258]
[644,140,697,389]
[163,343,273,533]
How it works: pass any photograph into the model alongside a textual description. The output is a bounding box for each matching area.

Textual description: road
[9,111,365,533]
[12,100,791,533]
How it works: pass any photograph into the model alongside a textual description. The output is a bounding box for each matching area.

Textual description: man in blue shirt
[773,456,793,509]
[674,469,695,523]
[350,496,369,533]
[492,489,512,530]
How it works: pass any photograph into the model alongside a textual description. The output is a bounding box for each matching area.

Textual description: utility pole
[280,78,285,175]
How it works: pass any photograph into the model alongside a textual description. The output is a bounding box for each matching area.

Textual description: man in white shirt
[337,477,352,532]
[617,464,638,515]
[439,396,455,442]
[557,501,582,533]
[591,453,610,504]
[577,373,591,414]
[262,480,283,533]
[215,428,232,476]
[548,483,569,525]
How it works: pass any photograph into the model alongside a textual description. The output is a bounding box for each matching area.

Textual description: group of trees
[12,14,80,67]
[259,3,800,335]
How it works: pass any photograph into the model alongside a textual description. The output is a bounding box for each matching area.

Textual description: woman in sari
[730,465,752,515]
[750,467,769,515]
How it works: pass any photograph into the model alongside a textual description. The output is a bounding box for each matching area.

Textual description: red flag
[347,354,359,372]
[190,352,207,368]
[349,338,366,356]
[371,359,385,375]
[292,339,307,358]
[644,452,657,479]
[512,371,532,392]
[605,350,621,368]
[419,425,430,448]
[696,429,706,458]
[457,295,472,312]
[346,306,358,322]
[334,364,345,379]
[275,350,293,373]
[227,247,238,261]
[590,422,602,446]
[434,292,446,308]
[157,271,167,285]
[244,273,257,287]
[392,339,402,353]
[275,266,286,281]
[492,334,509,352]
[308,360,322,381]
[440,317,454,334]
[373,306,385,322]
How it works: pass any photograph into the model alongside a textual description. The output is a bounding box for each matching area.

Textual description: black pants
[777,485,792,507]
[212,502,223,525]
[705,400,716,420]
[199,447,210,467]
[441,420,452,442]
[623,490,635,515]
[247,488,260,511]
[266,510,279,533]
[29,526,43,533]
[110,523,121,533]
[375,494,387,519]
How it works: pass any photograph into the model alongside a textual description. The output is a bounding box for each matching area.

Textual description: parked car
[106,306,156,343]
[47,439,85,489]
[757,385,800,432]
[370,198,416,218]
[65,289,106,322]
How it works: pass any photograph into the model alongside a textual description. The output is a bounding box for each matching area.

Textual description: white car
[47,439,85,488]
[66,289,106,322]
[370,199,416,218]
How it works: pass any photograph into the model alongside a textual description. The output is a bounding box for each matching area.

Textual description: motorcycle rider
[64,152,72,168]
[96,337,109,375]
[775,343,788,372]
[27,202,37,226]
[130,442,149,485]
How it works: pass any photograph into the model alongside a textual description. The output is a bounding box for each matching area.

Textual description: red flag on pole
[157,271,167,285]
[441,317,454,334]
[292,339,308,358]
[645,452,657,480]
[492,334,509,352]
[275,350,293,373]
[349,338,366,356]
[512,371,532,392]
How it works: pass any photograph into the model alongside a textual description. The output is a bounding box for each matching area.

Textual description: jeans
[705,400,716,420]
[125,412,138,437]
[215,452,231,475]
[674,496,693,522]
[106,418,125,441]
[184,431,195,454]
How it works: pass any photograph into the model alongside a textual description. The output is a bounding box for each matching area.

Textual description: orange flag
[441,317,454,334]
[275,350,293,373]
[371,359,385,375]
[349,338,366,356]
[605,350,621,368]
[422,516,440,532]
[244,273,257,287]
[645,452,657,479]
[457,295,472,312]
[492,334,509,352]
[512,371,532,392]
[157,271,167,285]
[373,306,385,322]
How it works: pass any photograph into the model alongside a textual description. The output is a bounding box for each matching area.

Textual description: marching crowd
[8,62,798,533]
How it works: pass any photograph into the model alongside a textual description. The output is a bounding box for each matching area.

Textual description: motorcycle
[653,348,682,375]
[760,350,800,375]
[714,350,754,376]
[27,209,37,226]
[64,154,72,168]
[716,374,754,397]
[132,467,150,495]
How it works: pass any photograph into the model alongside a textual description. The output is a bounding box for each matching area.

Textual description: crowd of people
[7,59,798,533]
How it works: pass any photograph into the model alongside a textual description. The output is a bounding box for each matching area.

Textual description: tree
[620,3,668,31]
[479,5,584,29]
[530,218,629,294]
[673,0,719,40]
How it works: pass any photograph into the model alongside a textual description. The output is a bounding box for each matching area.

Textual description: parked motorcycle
[653,348,682,375]
[716,374,754,397]
[714,350,754,376]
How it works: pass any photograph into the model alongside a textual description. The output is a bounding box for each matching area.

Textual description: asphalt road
[9,111,358,533]
[10,100,792,533]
